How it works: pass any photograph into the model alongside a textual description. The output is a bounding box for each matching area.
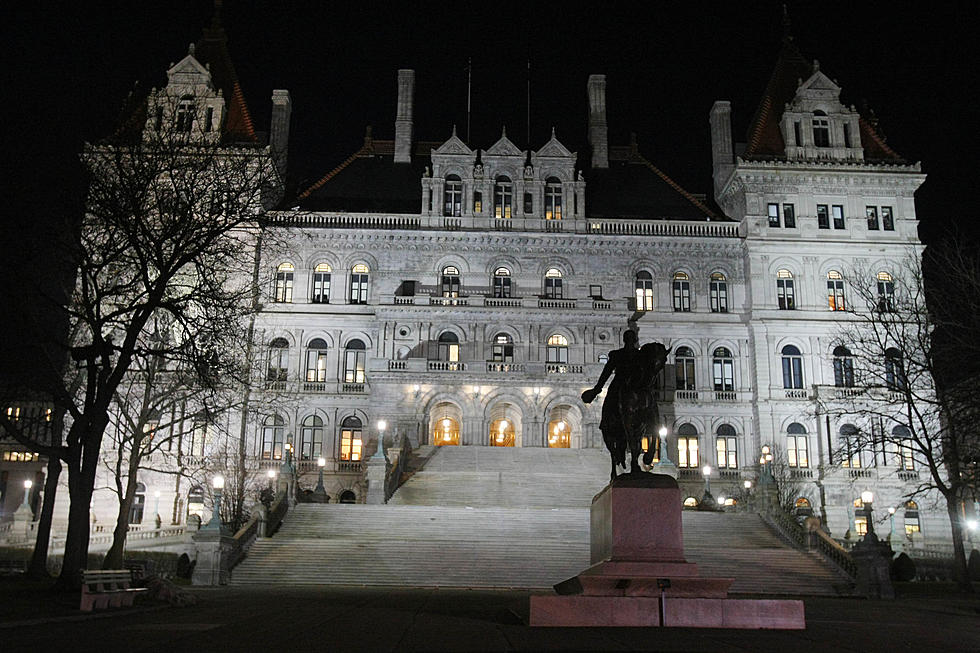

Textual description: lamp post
[153,490,161,519]
[888,507,896,543]
[702,465,715,508]
[373,419,387,460]
[315,457,327,495]
[202,475,225,532]
[22,479,33,509]
[658,426,672,464]
[267,468,276,490]
[861,490,875,536]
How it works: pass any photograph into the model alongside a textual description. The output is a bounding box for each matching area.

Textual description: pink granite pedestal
[529,473,805,629]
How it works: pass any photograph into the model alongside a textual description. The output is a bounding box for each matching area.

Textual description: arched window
[349,264,369,304]
[339,490,357,503]
[676,423,699,468]
[443,174,462,217]
[545,177,562,220]
[339,416,363,461]
[635,271,654,311]
[716,424,737,468]
[781,345,804,389]
[261,414,286,460]
[672,272,691,312]
[710,272,728,313]
[547,334,569,365]
[544,268,563,299]
[311,263,331,304]
[885,348,906,391]
[491,333,514,363]
[776,269,795,310]
[344,339,366,384]
[812,110,830,147]
[839,423,864,468]
[904,500,920,535]
[274,263,294,303]
[187,485,205,521]
[892,425,915,470]
[490,417,516,447]
[833,345,855,388]
[305,338,329,383]
[827,271,846,311]
[787,422,809,468]
[877,272,895,312]
[494,176,513,218]
[300,415,324,461]
[674,347,696,391]
[437,332,460,363]
[176,95,195,132]
[441,266,461,298]
[128,482,146,524]
[267,338,289,382]
[492,267,512,298]
[683,496,699,508]
[794,497,813,517]
[712,347,734,392]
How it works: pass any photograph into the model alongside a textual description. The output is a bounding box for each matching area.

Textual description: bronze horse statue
[582,335,670,481]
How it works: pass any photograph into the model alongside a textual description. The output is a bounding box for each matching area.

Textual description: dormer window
[443,175,462,217]
[494,176,512,219]
[176,96,195,133]
[545,178,562,220]
[812,111,830,147]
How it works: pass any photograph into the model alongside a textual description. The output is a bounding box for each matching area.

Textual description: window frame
[349,264,369,304]
[274,263,294,303]
[343,339,367,384]
[494,176,513,218]
[311,263,331,304]
[544,268,563,299]
[635,271,654,311]
[672,272,691,312]
[781,345,804,389]
[712,347,734,392]
[709,273,728,313]
[674,347,696,391]
[544,178,562,220]
[443,175,462,217]
[776,269,795,310]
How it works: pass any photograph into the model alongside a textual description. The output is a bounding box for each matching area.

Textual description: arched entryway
[339,490,356,504]
[487,400,523,447]
[430,401,462,446]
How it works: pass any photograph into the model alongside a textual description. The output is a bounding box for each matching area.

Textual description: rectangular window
[340,428,362,461]
[716,437,737,468]
[274,272,293,303]
[675,357,695,390]
[783,203,796,228]
[817,204,829,229]
[523,192,533,214]
[882,206,894,231]
[205,107,214,132]
[709,280,728,313]
[843,123,852,148]
[473,191,482,214]
[787,436,808,468]
[677,436,699,468]
[832,205,845,229]
[777,278,795,310]
[312,272,330,303]
[713,359,734,392]
[349,274,369,304]
[672,280,691,312]
[768,203,780,228]
[793,121,802,146]
[900,440,915,471]
[866,206,879,230]
[589,285,603,299]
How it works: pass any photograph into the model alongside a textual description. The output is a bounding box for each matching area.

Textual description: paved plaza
[1,585,978,652]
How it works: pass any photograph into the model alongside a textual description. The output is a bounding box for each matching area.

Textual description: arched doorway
[339,490,356,504]
[430,402,462,446]
[546,405,576,448]
[488,402,521,447]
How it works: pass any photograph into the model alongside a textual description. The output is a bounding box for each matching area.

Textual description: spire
[211,0,224,30]
[781,4,793,45]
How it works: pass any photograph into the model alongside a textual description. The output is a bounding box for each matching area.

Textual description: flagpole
[466,58,472,145]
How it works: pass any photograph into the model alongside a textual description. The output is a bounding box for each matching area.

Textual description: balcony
[675,390,699,401]
[790,468,814,479]
[718,469,741,479]
[486,362,526,373]
[713,391,738,402]
[427,361,466,372]
[337,460,365,474]
[341,383,367,393]
[484,297,523,308]
[546,363,584,375]
[898,470,920,482]
[538,298,577,310]
[784,389,809,400]
[302,381,328,393]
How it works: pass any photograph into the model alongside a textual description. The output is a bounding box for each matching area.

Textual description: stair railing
[762,506,857,580]
[266,491,288,537]
[384,433,413,502]
[228,515,260,571]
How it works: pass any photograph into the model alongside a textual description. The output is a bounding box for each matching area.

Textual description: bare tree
[819,246,979,591]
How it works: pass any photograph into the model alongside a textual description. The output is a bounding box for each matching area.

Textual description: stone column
[191,529,235,585]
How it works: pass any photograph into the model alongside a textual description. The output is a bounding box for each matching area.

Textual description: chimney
[394,69,415,163]
[270,89,292,176]
[709,101,734,199]
[587,74,608,169]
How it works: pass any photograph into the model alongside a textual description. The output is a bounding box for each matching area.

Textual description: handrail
[384,433,413,503]
[762,508,857,579]
[266,492,288,537]
[228,516,259,570]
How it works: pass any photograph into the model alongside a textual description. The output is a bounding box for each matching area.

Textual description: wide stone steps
[230,505,848,595]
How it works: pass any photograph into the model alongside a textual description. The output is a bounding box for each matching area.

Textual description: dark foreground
[1,584,978,652]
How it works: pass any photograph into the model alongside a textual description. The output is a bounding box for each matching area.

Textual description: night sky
[2,1,977,378]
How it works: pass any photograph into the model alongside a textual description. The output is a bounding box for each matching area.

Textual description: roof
[194,10,257,144]
[297,134,720,221]
[743,38,903,163]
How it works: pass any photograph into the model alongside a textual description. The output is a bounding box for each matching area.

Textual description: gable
[486,130,523,156]
[432,131,474,156]
[536,132,574,158]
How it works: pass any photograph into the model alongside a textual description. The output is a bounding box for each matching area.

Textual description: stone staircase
[231,447,851,595]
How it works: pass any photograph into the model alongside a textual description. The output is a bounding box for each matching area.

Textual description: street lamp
[267,468,277,490]
[22,479,32,509]
[315,457,327,495]
[203,475,224,531]
[861,490,875,536]
[373,419,387,460]
[702,465,712,494]
[888,506,896,542]
[153,490,161,519]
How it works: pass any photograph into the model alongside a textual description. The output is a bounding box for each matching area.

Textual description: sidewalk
[1,584,978,652]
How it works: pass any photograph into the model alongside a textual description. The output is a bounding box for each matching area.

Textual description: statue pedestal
[530,473,805,629]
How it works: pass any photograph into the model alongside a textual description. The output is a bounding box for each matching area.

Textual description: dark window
[441,266,461,298]
[709,273,728,313]
[274,263,294,303]
[768,203,780,228]
[436,332,460,363]
[885,348,906,391]
[443,175,462,217]
[812,112,830,147]
[344,339,366,383]
[817,204,829,229]
[781,345,804,389]
[776,270,795,310]
[843,123,852,148]
[793,121,802,146]
[833,345,855,387]
[544,268,563,299]
[783,203,796,228]
[675,347,696,390]
[204,107,214,132]
[492,267,512,298]
[882,206,895,231]
[672,273,691,312]
[712,348,734,391]
[176,96,195,132]
[832,205,845,229]
[491,333,514,363]
[866,206,879,230]
[877,272,895,312]
[312,263,331,303]
[267,338,289,382]
[523,192,533,214]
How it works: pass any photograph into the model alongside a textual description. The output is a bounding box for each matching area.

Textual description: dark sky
[1,1,977,378]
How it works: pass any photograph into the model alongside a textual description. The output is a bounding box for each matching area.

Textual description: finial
[781,4,793,44]
[188,43,196,57]
[551,126,556,138]
[452,124,457,137]
[813,59,820,73]
[502,125,507,138]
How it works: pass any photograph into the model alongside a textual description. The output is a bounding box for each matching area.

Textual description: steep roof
[194,9,257,144]
[743,38,903,163]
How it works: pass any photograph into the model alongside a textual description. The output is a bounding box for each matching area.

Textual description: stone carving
[582,331,670,481]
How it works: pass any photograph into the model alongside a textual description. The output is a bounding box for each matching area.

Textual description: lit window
[709,272,728,313]
[473,191,483,214]
[839,424,864,468]
[128,483,146,524]
[274,263,294,303]
[305,338,329,382]
[492,267,512,298]
[768,203,780,228]
[787,422,808,468]
[672,272,691,312]
[812,112,830,147]
[781,345,804,389]
[443,175,462,217]
[344,339,366,383]
[300,415,323,461]
[827,270,846,311]
[674,346,696,390]
[441,266,461,298]
[892,426,915,470]
[635,271,654,311]
[877,272,895,312]
[349,264,369,304]
[817,204,830,230]
[261,414,286,460]
[832,205,845,230]
[716,424,737,468]
[339,416,363,461]
[776,269,795,309]
[312,263,331,304]
[545,177,562,220]
[490,418,515,447]
[904,500,920,535]
[677,424,699,468]
[866,206,879,230]
[437,332,460,363]
[176,96,195,132]
[494,176,513,218]
[267,338,289,382]
[783,203,796,228]
[882,206,895,231]
[833,345,855,387]
[547,334,569,365]
[548,415,571,448]
[885,348,905,391]
[712,347,734,391]
[544,268,563,299]
[435,416,460,446]
[491,333,514,363]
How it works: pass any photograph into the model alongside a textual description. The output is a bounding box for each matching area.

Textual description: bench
[79,569,149,612]
[0,559,27,575]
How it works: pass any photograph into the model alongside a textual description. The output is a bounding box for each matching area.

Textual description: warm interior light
[442,418,451,430]
[556,420,566,432]
[213,475,225,490]
[499,420,508,431]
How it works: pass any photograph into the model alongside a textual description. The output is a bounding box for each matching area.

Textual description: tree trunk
[946,494,974,592]
[27,455,62,579]
[55,433,102,591]
[103,465,140,569]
